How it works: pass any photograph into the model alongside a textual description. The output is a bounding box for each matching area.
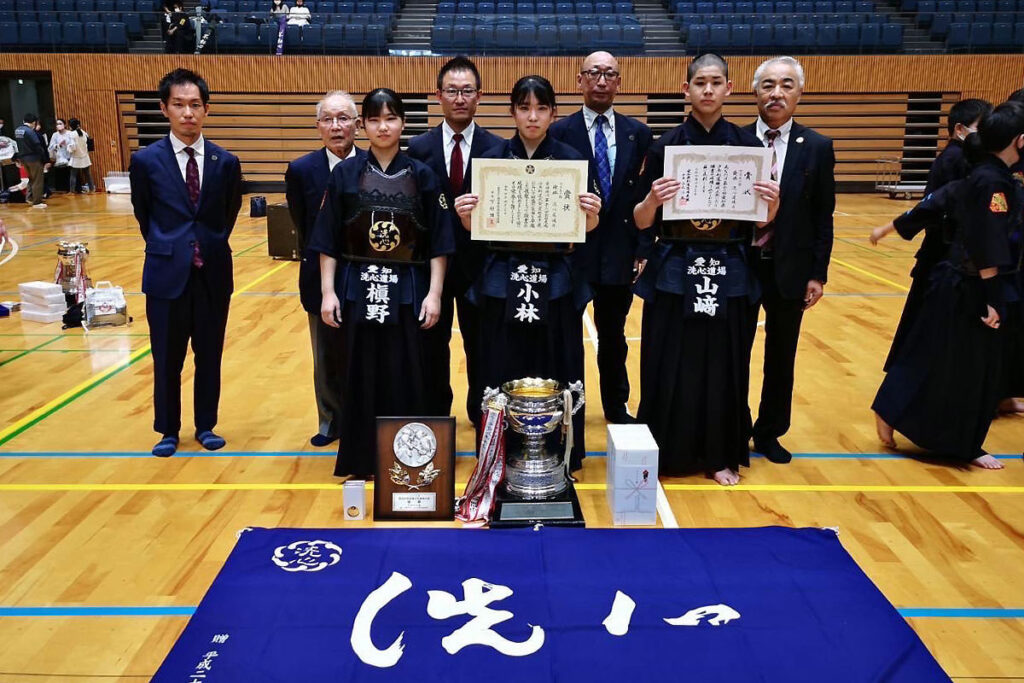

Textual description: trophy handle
[481,386,505,412]
[567,380,585,416]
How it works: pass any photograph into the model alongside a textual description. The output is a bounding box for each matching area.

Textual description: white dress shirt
[169,132,205,190]
[582,105,616,171]
[326,144,357,172]
[755,117,793,182]
[442,120,475,178]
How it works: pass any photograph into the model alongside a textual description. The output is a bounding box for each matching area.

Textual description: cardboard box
[606,424,659,526]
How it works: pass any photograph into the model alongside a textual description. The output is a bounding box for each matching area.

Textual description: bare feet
[971,454,1004,470]
[712,468,740,486]
[874,412,897,449]
[998,398,1024,414]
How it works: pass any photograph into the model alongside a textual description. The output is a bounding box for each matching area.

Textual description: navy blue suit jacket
[406,123,504,289]
[743,120,835,299]
[285,146,366,314]
[549,110,653,285]
[130,136,243,300]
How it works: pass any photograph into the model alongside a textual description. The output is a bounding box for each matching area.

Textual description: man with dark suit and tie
[406,56,503,424]
[130,68,243,457]
[549,51,653,423]
[285,90,364,447]
[744,56,835,464]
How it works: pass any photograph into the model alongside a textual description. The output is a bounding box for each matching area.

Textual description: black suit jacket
[406,122,504,290]
[744,120,835,299]
[285,146,366,314]
[549,109,653,285]
[130,135,243,300]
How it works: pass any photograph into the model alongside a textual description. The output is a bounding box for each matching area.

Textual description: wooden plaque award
[373,416,456,521]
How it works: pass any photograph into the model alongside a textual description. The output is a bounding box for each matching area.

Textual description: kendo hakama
[635,116,762,476]
[467,134,596,471]
[883,141,971,371]
[1001,160,1024,398]
[873,156,1019,462]
[308,151,455,477]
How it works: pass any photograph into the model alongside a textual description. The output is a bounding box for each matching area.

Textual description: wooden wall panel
[2,53,1022,183]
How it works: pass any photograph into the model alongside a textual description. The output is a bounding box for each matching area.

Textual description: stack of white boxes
[606,424,660,526]
[19,281,67,324]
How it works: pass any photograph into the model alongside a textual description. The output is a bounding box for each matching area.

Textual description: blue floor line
[0,606,1021,618]
[0,451,1016,460]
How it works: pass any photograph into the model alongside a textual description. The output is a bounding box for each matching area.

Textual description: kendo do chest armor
[343,164,427,264]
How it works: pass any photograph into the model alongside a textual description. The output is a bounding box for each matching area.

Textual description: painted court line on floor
[0,606,1020,618]
[2,482,1022,494]
[0,262,292,448]
[832,257,910,292]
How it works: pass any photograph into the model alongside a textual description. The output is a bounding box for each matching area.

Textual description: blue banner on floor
[155,527,949,682]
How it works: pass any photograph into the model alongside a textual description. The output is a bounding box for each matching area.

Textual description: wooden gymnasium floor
[0,191,1022,681]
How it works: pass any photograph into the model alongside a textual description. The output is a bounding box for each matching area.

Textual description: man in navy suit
[744,56,835,463]
[130,68,243,457]
[549,51,653,423]
[285,90,364,447]
[406,56,503,424]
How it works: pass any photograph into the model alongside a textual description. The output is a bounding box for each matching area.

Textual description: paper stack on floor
[19,281,67,323]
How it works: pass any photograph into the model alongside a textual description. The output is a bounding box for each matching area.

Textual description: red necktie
[185,146,200,207]
[449,132,464,192]
[184,146,204,268]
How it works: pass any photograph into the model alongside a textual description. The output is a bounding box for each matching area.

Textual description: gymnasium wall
[1,53,1022,188]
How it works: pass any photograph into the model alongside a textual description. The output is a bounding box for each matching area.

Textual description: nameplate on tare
[662,145,772,222]
[392,492,437,512]
[471,158,588,243]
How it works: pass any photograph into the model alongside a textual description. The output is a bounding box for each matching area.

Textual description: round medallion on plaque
[393,422,437,468]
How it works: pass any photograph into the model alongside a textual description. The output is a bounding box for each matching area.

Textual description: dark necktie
[753,129,780,249]
[593,114,612,202]
[184,146,204,267]
[450,132,464,193]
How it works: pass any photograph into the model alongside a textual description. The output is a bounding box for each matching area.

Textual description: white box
[607,424,659,526]
[343,480,366,520]
[21,290,67,307]
[21,301,67,316]
[18,281,63,298]
[21,308,65,324]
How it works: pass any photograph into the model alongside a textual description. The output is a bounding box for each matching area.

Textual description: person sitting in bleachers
[166,0,194,52]
[287,0,310,24]
[271,0,289,17]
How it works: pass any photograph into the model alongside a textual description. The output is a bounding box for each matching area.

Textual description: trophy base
[490,481,585,528]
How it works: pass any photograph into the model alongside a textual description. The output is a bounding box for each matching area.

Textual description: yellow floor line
[0,262,291,445]
[832,257,911,292]
[2,482,1022,494]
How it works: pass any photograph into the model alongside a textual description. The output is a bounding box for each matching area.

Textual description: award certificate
[662,145,772,222]
[471,158,588,243]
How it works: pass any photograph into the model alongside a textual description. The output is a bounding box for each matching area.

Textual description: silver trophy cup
[482,377,585,500]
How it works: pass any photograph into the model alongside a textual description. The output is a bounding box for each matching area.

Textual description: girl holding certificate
[309,89,456,478]
[454,75,602,472]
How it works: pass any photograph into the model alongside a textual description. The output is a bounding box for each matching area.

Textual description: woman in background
[68,118,93,193]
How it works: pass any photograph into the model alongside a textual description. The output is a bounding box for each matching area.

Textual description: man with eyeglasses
[742,56,835,465]
[407,55,503,426]
[549,51,653,424]
[285,90,365,447]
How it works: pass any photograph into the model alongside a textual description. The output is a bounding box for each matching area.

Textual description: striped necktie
[593,114,612,203]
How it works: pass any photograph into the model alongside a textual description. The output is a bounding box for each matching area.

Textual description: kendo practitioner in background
[633,54,780,486]
[407,56,502,426]
[309,89,455,478]
[285,90,364,448]
[549,50,653,424]
[869,98,992,372]
[872,101,1024,471]
[130,69,243,457]
[454,75,602,471]
[165,0,194,54]
[1001,87,1024,413]
[743,56,835,464]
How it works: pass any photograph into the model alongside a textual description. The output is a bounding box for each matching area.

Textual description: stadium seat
[19,20,41,47]
[880,21,902,49]
[596,1,613,12]
[990,20,1012,45]
[968,19,991,46]
[471,22,489,49]
[451,22,470,48]
[773,20,794,47]
[557,22,577,49]
[729,21,751,47]
[321,22,342,51]
[687,22,708,49]
[121,11,142,36]
[599,23,620,48]
[215,21,236,49]
[708,21,729,46]
[343,21,362,47]
[437,1,455,11]
[816,21,837,47]
[859,20,879,46]
[714,1,734,11]
[236,21,258,48]
[83,20,103,48]
[621,22,641,49]
[944,20,969,46]
[284,22,300,50]
[365,22,385,50]
[537,22,556,50]
[106,20,127,49]
[56,0,75,11]
[61,19,83,46]
[750,21,772,48]
[432,22,451,47]
[0,21,17,49]
[1014,20,1024,45]
[38,19,61,48]
[615,1,631,11]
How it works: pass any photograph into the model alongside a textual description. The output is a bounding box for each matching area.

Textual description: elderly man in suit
[744,56,835,464]
[130,68,243,457]
[285,90,364,447]
[549,50,653,423]
[407,55,503,425]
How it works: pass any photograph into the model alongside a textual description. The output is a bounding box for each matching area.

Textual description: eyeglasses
[580,69,620,82]
[318,115,355,126]
[440,87,479,99]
